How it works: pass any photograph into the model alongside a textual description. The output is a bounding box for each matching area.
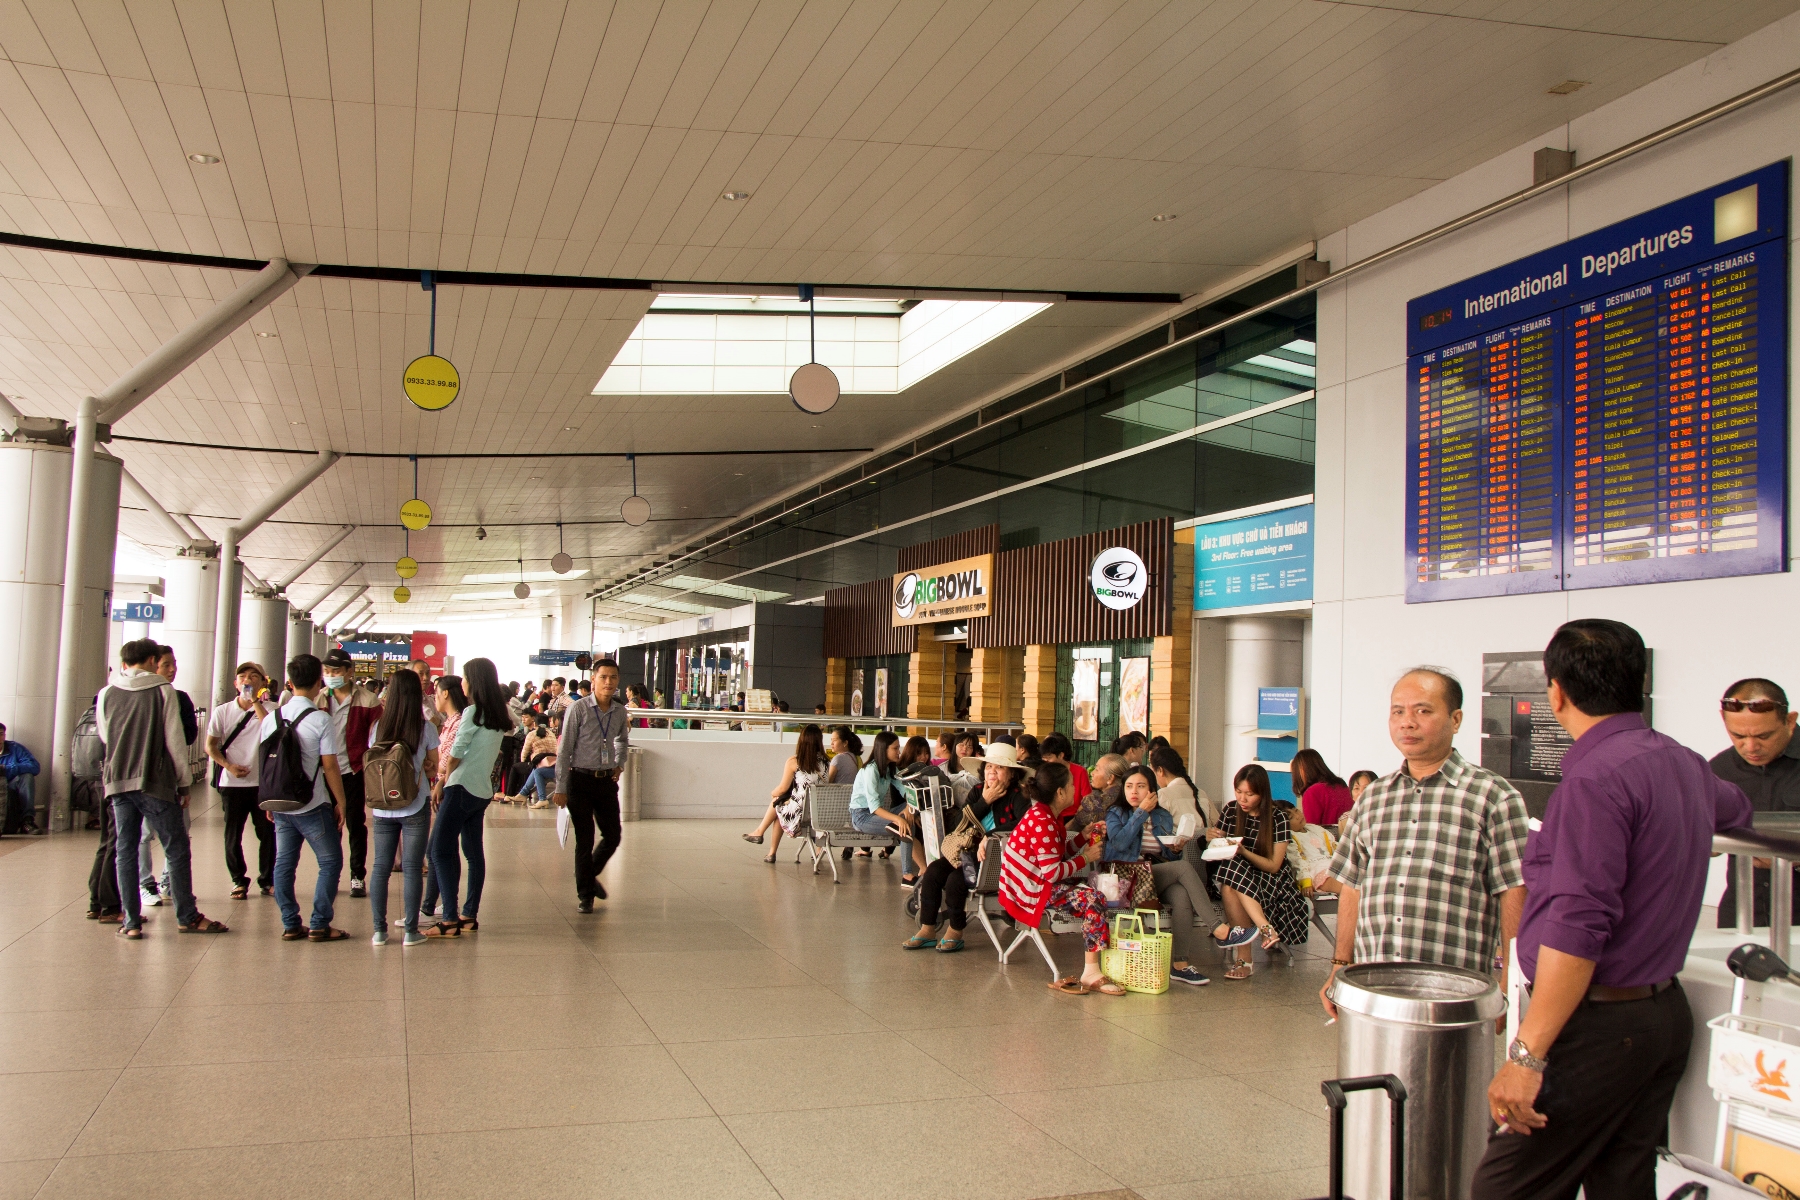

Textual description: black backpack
[257,706,323,812]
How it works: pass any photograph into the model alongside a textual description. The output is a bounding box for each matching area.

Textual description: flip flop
[178,916,230,933]
[936,937,964,953]
[117,926,144,940]
[1047,976,1091,996]
[1092,976,1127,997]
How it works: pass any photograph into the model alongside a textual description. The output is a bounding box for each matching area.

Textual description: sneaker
[141,887,165,908]
[349,878,367,898]
[394,916,410,927]
[1214,925,1258,948]
[402,930,426,947]
[371,930,388,946]
[576,898,594,914]
[1170,965,1211,986]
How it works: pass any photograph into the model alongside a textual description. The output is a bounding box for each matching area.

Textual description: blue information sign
[112,603,164,622]
[529,649,583,666]
[1406,162,1788,602]
[1193,502,1313,610]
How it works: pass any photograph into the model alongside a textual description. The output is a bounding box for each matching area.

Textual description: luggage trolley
[901,775,959,917]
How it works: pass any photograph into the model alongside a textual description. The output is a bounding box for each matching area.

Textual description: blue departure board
[1405,162,1788,602]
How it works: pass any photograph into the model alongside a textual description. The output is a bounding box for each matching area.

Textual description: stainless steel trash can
[1331,963,1505,1200]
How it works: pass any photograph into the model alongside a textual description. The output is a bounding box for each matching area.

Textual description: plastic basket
[1709,1012,1800,1120]
[1100,908,1171,995]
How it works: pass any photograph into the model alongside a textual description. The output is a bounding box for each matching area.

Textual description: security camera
[476,526,487,540]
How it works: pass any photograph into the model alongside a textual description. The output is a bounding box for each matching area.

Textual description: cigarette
[1324,1017,1336,1026]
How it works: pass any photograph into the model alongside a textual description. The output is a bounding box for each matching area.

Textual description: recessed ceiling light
[1547,80,1589,95]
[1151,213,1177,222]
[563,426,577,431]
[721,190,751,201]
[256,330,278,338]
[188,152,221,164]
[289,420,303,425]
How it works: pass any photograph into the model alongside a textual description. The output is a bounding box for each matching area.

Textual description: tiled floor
[0,805,1335,1200]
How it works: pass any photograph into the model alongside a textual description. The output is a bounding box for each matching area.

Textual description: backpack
[70,704,103,780]
[363,739,418,810]
[257,706,323,812]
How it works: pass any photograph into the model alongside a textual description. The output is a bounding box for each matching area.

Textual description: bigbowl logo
[893,572,921,619]
[1090,546,1147,610]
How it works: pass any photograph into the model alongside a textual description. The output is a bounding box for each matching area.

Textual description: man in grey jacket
[98,638,228,938]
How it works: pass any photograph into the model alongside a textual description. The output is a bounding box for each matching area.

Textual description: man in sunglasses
[1712,678,1800,927]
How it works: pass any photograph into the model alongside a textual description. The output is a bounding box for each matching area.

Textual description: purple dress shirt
[1518,712,1752,988]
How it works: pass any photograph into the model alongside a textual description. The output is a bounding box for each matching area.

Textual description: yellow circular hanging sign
[403,354,460,411]
[393,586,412,604]
[400,498,432,531]
[395,556,418,579]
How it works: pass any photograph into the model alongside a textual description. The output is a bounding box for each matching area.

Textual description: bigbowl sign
[891,554,995,626]
[1090,546,1148,610]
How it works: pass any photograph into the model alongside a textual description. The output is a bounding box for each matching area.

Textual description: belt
[1587,977,1677,1004]
[572,767,616,780]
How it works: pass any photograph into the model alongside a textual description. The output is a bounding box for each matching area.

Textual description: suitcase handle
[1320,1074,1406,1200]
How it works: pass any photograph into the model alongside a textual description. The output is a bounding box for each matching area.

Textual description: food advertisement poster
[1119,657,1149,735]
[875,668,889,718]
[850,669,864,717]
[1072,659,1100,741]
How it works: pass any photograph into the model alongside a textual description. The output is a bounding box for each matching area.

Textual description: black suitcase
[1309,1074,1406,1200]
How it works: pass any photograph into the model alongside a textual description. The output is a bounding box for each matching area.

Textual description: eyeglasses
[1722,697,1788,714]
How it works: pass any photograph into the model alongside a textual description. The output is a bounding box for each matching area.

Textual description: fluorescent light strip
[600,389,1314,624]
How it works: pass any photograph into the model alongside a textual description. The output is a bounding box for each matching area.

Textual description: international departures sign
[891,553,994,627]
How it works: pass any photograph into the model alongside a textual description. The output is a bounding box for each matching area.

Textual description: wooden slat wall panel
[896,525,1000,572]
[969,518,1172,649]
[824,577,916,659]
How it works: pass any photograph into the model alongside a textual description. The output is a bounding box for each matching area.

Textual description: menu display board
[1406,163,1788,602]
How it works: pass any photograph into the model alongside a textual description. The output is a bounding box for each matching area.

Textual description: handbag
[938,806,984,869]
[1100,909,1171,994]
[1103,860,1157,908]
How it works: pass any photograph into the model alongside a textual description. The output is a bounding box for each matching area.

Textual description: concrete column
[1221,616,1304,801]
[1150,539,1194,759]
[0,438,121,827]
[238,592,289,680]
[312,626,329,658]
[907,640,950,733]
[967,647,1006,723]
[161,556,219,695]
[1021,644,1058,738]
[286,608,313,674]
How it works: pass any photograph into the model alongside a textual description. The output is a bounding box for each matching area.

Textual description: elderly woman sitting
[999,760,1121,997]
[901,742,1030,953]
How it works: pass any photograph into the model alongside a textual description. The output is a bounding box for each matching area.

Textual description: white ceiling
[1,0,1794,625]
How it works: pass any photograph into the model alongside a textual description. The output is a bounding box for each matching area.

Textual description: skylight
[593,295,1049,395]
[660,574,790,603]
[460,569,589,584]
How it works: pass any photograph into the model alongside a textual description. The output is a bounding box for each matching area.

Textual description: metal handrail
[1715,823,1800,962]
[601,707,1024,737]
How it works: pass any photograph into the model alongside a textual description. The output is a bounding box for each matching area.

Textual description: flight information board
[1405,162,1788,603]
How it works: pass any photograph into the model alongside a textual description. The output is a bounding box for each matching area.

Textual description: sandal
[878,847,892,860]
[307,926,347,941]
[902,930,942,950]
[1088,976,1127,997]
[459,918,479,933]
[1047,976,1090,995]
[423,921,462,938]
[281,927,309,941]
[1259,923,1280,949]
[742,833,764,844]
[763,853,778,864]
[936,937,964,953]
[178,915,230,933]
[229,883,249,899]
[1225,960,1254,980]
[117,925,144,940]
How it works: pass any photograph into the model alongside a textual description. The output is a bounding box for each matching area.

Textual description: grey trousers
[1153,857,1219,963]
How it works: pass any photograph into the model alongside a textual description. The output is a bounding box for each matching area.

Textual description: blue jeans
[521,766,555,802]
[113,792,197,928]
[851,806,914,875]
[7,774,35,829]
[369,808,429,934]
[428,785,489,920]
[273,804,343,932]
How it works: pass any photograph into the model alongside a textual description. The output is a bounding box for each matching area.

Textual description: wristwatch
[1507,1037,1548,1073]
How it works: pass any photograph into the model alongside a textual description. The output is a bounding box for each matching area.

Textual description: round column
[0,440,120,825]
[1221,616,1304,798]
[238,592,289,682]
[160,556,218,702]
[285,608,312,675]
[312,625,329,658]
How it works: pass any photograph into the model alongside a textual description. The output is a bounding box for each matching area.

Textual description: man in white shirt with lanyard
[206,661,272,898]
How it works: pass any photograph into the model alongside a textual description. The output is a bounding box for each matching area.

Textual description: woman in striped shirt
[998,761,1122,996]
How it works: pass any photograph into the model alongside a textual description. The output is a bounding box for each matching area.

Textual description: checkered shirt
[1328,749,1529,973]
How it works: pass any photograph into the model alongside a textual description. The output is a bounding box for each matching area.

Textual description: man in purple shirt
[1474,619,1752,1200]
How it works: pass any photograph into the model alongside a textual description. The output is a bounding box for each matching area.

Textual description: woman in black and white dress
[1208,763,1309,979]
[742,724,826,862]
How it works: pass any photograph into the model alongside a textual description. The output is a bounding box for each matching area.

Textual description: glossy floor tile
[0,810,1334,1198]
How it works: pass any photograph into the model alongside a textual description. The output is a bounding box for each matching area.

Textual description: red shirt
[1302,781,1354,827]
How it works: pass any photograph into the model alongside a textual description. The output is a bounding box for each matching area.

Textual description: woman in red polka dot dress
[997,760,1122,996]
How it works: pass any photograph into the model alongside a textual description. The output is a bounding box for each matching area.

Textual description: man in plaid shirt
[1320,667,1530,1017]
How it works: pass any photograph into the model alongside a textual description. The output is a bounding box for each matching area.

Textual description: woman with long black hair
[1208,763,1310,978]
[849,730,919,880]
[365,668,438,945]
[742,724,827,862]
[424,657,514,938]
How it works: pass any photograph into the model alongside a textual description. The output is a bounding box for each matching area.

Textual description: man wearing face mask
[1712,677,1800,927]
[319,649,384,897]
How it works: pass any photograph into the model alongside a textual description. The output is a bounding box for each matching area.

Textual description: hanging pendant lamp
[788,284,840,414]
[551,520,573,574]
[621,453,651,526]
[513,554,531,600]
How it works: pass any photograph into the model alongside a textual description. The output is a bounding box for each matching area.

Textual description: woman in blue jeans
[364,669,439,946]
[425,656,513,938]
[849,730,919,881]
